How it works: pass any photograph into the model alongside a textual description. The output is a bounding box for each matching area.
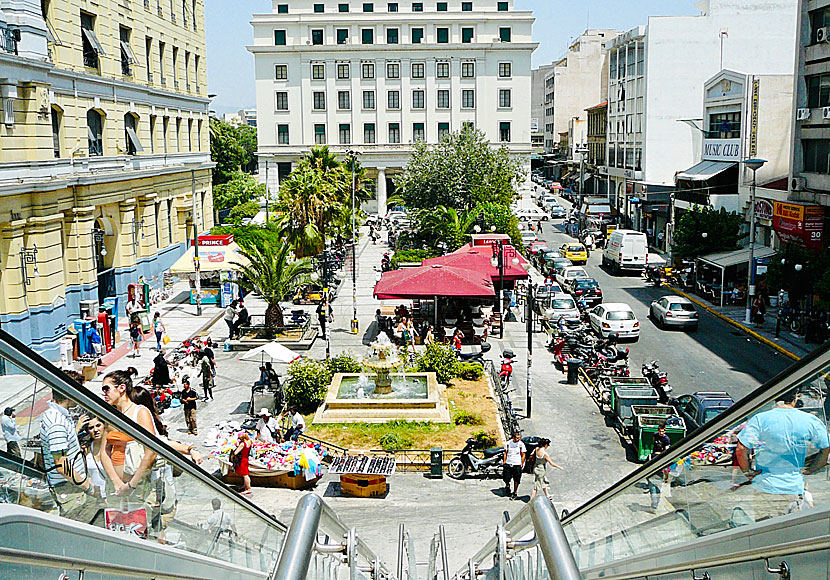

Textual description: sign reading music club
[702,138,742,162]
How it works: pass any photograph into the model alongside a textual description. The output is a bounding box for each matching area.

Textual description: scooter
[456,342,491,364]
[499,350,515,389]
[642,360,672,403]
[447,438,505,479]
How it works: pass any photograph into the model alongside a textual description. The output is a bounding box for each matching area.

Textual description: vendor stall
[169,235,248,307]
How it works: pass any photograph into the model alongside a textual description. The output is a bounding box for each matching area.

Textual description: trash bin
[430,447,443,479]
[566,358,582,385]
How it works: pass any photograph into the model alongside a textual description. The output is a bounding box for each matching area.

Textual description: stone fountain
[362,334,404,394]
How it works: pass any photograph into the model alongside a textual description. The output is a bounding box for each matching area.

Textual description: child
[129,319,142,357]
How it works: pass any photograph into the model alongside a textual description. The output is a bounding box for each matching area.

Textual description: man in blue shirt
[735,388,829,521]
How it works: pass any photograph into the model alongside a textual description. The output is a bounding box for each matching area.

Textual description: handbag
[162,333,171,345]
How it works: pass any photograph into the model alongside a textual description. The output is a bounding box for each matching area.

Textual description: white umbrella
[240,341,301,364]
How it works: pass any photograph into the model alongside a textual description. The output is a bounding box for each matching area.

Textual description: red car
[529,241,549,255]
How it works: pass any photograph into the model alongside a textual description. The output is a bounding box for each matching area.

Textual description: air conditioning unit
[818,26,830,42]
[797,108,811,121]
[791,176,806,191]
[823,107,830,120]
[306,40,311,45]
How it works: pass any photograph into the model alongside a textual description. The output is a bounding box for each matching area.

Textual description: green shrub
[228,200,260,224]
[390,248,436,269]
[379,432,414,450]
[456,362,484,380]
[284,359,332,414]
[325,353,363,374]
[471,430,497,448]
[452,409,483,426]
[416,343,460,384]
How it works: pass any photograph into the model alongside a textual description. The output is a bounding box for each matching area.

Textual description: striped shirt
[40,402,86,486]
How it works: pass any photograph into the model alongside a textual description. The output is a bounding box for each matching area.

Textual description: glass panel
[0,349,285,572]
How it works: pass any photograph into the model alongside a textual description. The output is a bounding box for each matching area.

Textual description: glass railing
[0,330,286,574]
[559,342,830,573]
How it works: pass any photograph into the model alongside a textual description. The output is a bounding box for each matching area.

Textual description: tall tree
[394,126,524,211]
[209,118,259,185]
[671,206,744,260]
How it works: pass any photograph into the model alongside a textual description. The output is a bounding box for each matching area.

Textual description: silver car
[542,293,581,322]
[650,295,699,329]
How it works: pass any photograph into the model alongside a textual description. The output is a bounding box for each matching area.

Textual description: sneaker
[241,489,253,495]
[504,486,511,496]
[510,493,518,500]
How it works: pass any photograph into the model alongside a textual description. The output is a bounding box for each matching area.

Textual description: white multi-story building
[249,0,536,213]
[530,63,554,152]
[603,0,798,231]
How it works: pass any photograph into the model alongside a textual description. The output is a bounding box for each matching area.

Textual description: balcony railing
[0,26,20,55]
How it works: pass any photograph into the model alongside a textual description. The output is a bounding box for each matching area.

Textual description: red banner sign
[773,202,824,251]
[193,234,234,247]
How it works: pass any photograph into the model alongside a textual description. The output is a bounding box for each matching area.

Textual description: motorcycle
[456,342,491,365]
[288,309,310,326]
[447,436,542,479]
[642,360,672,403]
[643,265,665,287]
[381,253,392,272]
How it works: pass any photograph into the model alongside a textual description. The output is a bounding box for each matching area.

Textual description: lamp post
[185,162,203,315]
[491,241,505,339]
[526,280,533,418]
[742,158,767,324]
[346,149,359,333]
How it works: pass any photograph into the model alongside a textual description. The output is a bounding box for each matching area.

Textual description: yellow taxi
[560,243,588,265]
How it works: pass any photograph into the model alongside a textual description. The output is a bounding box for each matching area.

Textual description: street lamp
[742,158,767,324]
[576,145,590,236]
[346,149,360,334]
[184,161,203,315]
[491,240,506,339]
[473,224,481,233]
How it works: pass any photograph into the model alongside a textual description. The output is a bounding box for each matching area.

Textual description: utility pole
[348,150,359,334]
[743,158,766,324]
[191,168,201,316]
[526,281,533,418]
[264,160,269,224]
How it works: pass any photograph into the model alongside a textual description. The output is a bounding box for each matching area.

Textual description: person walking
[180,378,199,435]
[529,438,564,501]
[502,432,526,500]
[86,321,103,357]
[647,424,672,513]
[316,301,333,340]
[584,233,594,258]
[197,353,214,401]
[2,407,21,457]
[151,351,171,388]
[224,300,237,340]
[537,219,543,234]
[129,319,142,358]
[153,312,166,351]
[233,433,252,495]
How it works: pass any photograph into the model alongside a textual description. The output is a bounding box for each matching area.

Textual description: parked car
[514,207,550,222]
[535,248,562,269]
[293,284,325,304]
[521,230,538,246]
[560,243,588,265]
[534,283,564,303]
[669,392,734,431]
[649,296,699,330]
[541,293,581,322]
[529,240,549,255]
[549,206,568,219]
[569,278,603,306]
[587,303,640,340]
[555,265,589,289]
[548,258,574,278]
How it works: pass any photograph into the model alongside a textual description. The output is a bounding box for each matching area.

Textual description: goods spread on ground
[328,454,396,476]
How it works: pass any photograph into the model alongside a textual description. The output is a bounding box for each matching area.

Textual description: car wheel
[660,315,666,328]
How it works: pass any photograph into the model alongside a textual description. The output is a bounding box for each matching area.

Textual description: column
[376,167,387,215]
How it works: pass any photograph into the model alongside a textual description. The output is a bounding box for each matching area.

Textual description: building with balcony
[0,0,212,361]
[248,0,536,213]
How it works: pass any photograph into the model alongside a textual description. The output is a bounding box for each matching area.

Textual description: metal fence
[485,360,521,439]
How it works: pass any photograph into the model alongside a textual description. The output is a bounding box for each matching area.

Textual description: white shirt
[504,440,526,466]
[256,417,279,443]
[85,452,107,497]
[207,508,236,534]
[290,413,306,430]
[2,415,20,443]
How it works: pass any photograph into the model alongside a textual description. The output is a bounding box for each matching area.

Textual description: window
[387,28,399,44]
[314,3,325,12]
[498,62,511,77]
[412,27,423,43]
[388,2,398,10]
[807,73,830,108]
[187,119,193,151]
[275,91,288,110]
[412,62,424,78]
[274,29,286,45]
[339,3,349,11]
[386,62,400,78]
[312,29,323,45]
[338,90,351,109]
[462,2,472,10]
[149,115,156,153]
[192,0,197,30]
[339,123,351,144]
[184,51,190,88]
[803,139,830,173]
[412,89,425,109]
[145,36,153,82]
[437,2,447,10]
[437,27,449,43]
[337,29,349,44]
[707,111,741,139]
[436,61,449,78]
[81,12,104,69]
[387,90,400,109]
[362,28,374,44]
[337,63,350,78]
[364,123,376,143]
[363,2,373,10]
[51,107,61,158]
[497,1,508,10]
[499,121,511,142]
[498,88,511,108]
[277,4,288,13]
[124,113,143,155]
[363,90,375,109]
[313,91,326,110]
[362,62,375,78]
[159,40,166,83]
[314,124,326,144]
[461,61,475,78]
[499,27,511,42]
[120,27,135,76]
[413,2,423,10]
[461,89,474,108]
[413,122,425,141]
[312,63,325,79]
[278,124,289,144]
[437,89,450,108]
[438,122,450,140]
[389,122,400,143]
[462,27,474,43]
[810,7,830,43]
[87,109,103,156]
[275,64,288,79]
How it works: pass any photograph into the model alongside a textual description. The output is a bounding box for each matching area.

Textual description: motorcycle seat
[482,447,504,458]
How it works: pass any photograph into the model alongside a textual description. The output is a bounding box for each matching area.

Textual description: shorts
[503,464,522,485]
[533,470,549,490]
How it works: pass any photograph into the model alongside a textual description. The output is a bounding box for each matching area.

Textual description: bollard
[566,358,582,385]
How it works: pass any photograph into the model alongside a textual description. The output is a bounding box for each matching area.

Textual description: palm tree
[412,205,483,251]
[233,239,314,328]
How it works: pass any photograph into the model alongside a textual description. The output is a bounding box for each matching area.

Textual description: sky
[205,0,701,115]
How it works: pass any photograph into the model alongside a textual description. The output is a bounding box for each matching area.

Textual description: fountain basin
[313,372,450,424]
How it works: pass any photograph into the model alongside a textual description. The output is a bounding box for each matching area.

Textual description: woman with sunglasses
[83,415,109,499]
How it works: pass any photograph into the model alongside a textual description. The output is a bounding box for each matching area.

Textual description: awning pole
[434,295,439,329]
[720,266,725,308]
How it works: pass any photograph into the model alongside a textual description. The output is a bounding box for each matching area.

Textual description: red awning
[422,243,529,281]
[373,264,496,300]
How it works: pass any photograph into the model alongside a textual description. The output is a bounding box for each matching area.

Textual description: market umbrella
[373,264,495,300]
[422,244,529,282]
[240,341,301,364]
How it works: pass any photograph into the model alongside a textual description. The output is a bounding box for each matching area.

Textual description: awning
[169,242,251,274]
[698,244,777,269]
[584,204,612,215]
[676,160,736,181]
[374,264,495,300]
[422,243,530,282]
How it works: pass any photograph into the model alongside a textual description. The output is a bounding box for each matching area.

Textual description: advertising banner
[773,202,825,250]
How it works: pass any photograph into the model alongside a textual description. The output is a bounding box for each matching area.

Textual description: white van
[602,229,648,274]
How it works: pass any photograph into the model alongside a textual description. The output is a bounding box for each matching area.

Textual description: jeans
[155,331,163,351]
[285,427,303,442]
[225,319,235,339]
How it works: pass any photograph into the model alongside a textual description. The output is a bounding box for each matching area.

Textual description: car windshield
[669,302,696,311]
[703,407,728,423]
[552,299,576,309]
[607,310,635,320]
[576,280,599,289]
[568,271,588,278]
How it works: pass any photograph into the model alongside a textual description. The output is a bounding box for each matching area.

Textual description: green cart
[631,404,687,462]
[611,386,660,433]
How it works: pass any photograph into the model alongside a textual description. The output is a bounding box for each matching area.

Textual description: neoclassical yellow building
[0,0,213,360]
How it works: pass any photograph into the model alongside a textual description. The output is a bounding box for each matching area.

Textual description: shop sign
[194,234,234,246]
[773,201,825,250]
[754,199,773,221]
[702,138,742,162]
